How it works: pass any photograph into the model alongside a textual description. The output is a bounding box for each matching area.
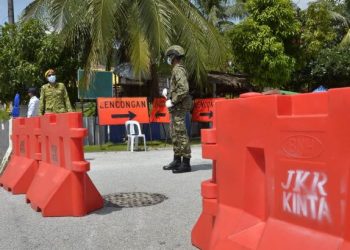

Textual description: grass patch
[84,138,201,152]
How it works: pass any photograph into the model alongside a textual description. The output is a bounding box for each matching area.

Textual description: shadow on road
[93,203,122,215]
[191,163,212,172]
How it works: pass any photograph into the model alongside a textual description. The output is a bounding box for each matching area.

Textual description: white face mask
[48,75,56,84]
[167,57,173,65]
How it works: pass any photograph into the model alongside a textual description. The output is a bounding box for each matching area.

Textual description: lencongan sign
[150,98,170,123]
[97,97,150,125]
[191,98,225,122]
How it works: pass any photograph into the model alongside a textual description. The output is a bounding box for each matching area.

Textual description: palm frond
[329,10,349,28]
[21,0,52,26]
[138,0,171,60]
[127,2,151,79]
[340,29,350,46]
[80,0,125,88]
[51,0,73,31]
[167,0,229,86]
[21,0,49,20]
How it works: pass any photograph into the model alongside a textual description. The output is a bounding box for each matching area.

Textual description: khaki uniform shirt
[39,82,72,115]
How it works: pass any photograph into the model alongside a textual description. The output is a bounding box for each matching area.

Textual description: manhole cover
[103,192,168,208]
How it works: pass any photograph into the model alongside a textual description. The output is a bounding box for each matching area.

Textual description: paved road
[0,146,212,250]
[0,120,9,161]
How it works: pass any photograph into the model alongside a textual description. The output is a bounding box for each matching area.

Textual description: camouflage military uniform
[169,63,192,158]
[39,82,72,115]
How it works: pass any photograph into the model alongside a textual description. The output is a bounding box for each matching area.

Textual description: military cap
[45,69,56,78]
[165,45,185,57]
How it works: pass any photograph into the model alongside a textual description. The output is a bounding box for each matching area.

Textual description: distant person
[11,93,20,118]
[39,69,72,115]
[27,88,40,117]
[162,45,192,173]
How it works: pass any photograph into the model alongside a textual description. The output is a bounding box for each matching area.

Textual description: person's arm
[39,87,45,115]
[171,67,189,105]
[63,85,73,112]
[27,98,34,117]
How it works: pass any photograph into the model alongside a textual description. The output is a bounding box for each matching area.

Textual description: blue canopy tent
[313,85,328,93]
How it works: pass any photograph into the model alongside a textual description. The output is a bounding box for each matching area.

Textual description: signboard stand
[147,124,153,142]
[161,123,168,145]
[149,98,170,145]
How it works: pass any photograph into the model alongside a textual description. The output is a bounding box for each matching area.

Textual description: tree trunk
[8,0,14,24]
[149,63,160,101]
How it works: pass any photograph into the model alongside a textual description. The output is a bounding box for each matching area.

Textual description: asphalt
[0,120,9,161]
[0,145,212,250]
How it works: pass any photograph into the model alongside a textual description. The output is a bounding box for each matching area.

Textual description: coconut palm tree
[336,0,350,46]
[314,0,350,46]
[193,0,247,29]
[8,0,14,24]
[22,0,228,93]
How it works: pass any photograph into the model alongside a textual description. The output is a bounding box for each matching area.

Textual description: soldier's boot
[163,155,181,170]
[172,157,191,173]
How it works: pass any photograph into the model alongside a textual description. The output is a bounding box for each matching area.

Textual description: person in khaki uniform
[39,69,72,115]
[163,45,192,173]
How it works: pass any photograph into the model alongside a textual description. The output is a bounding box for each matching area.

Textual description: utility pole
[8,0,15,24]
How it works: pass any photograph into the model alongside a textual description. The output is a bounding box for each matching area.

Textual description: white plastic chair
[125,121,146,152]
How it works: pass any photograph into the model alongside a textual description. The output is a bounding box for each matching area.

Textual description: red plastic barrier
[26,112,103,217]
[0,117,41,194]
[192,88,350,249]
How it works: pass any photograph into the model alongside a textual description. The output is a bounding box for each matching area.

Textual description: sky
[0,0,33,25]
[0,0,311,26]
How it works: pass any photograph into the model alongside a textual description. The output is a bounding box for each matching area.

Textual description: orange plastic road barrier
[150,98,170,123]
[97,97,149,125]
[26,113,103,217]
[192,88,350,250]
[192,98,225,122]
[0,117,41,194]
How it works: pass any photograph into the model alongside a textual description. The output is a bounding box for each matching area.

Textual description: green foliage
[0,110,10,121]
[0,20,44,102]
[300,1,338,61]
[194,0,247,29]
[247,0,300,40]
[228,0,300,87]
[23,0,228,90]
[0,19,81,103]
[229,19,295,87]
[311,46,350,87]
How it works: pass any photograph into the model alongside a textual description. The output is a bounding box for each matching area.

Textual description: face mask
[167,57,173,65]
[48,75,56,84]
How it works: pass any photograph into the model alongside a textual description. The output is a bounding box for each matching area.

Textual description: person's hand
[165,100,173,108]
[162,88,168,98]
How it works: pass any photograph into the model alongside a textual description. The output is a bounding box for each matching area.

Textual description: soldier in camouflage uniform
[163,45,192,173]
[39,69,72,115]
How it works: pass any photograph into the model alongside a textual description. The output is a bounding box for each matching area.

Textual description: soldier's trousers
[170,109,191,158]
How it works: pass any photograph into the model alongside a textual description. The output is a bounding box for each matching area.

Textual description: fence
[1,115,203,150]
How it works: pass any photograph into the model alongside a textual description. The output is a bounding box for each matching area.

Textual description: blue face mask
[48,75,56,84]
